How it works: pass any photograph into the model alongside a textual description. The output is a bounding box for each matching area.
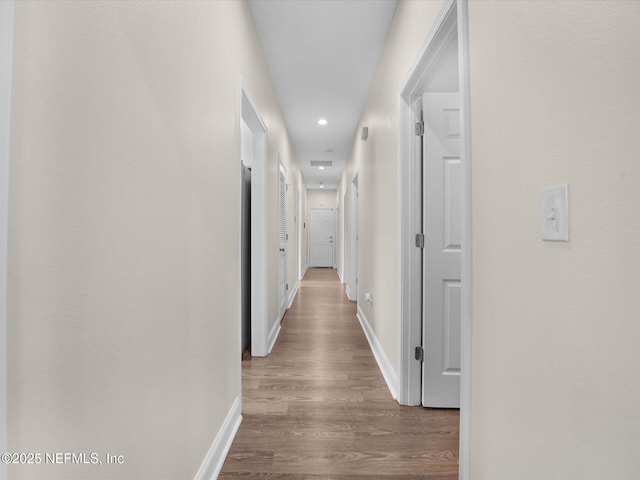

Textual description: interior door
[422,92,461,408]
[278,163,287,317]
[309,208,334,267]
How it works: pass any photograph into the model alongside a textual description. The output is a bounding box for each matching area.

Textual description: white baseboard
[287,279,299,309]
[267,317,281,354]
[337,268,344,283]
[345,285,355,302]
[356,305,398,400]
[300,263,309,279]
[193,396,242,480]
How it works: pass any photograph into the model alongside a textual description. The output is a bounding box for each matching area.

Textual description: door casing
[239,80,270,357]
[0,3,14,478]
[397,1,472,479]
[346,175,358,302]
[308,208,334,268]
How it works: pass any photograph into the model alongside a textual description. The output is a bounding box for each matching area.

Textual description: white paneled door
[422,92,461,408]
[309,208,334,268]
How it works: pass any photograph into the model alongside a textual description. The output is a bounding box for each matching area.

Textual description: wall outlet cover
[541,184,569,242]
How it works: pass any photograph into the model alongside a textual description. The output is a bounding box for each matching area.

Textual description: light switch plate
[541,184,569,241]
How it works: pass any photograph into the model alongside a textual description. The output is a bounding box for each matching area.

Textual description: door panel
[444,157,462,251]
[422,92,461,408]
[309,208,334,268]
[443,280,461,373]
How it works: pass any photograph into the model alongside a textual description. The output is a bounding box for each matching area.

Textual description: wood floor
[219,268,459,480]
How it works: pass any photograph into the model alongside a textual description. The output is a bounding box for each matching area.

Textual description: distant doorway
[309,208,334,267]
[346,175,358,301]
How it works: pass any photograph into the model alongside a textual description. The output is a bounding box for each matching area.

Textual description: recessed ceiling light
[318,166,325,170]
[320,185,324,188]
[317,118,328,126]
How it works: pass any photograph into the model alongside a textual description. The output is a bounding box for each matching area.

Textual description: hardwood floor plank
[219,268,459,478]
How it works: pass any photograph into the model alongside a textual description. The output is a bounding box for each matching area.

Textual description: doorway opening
[398,0,471,478]
[341,190,347,282]
[309,208,334,268]
[298,190,303,280]
[346,174,358,302]
[240,156,251,355]
[239,83,270,357]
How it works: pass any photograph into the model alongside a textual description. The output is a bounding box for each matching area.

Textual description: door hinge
[415,121,424,136]
[286,283,289,291]
[286,233,288,241]
[415,346,424,362]
[415,233,425,248]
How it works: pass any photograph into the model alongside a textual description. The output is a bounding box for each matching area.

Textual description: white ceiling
[248,0,398,190]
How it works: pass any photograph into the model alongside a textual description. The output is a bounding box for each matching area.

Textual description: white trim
[347,174,359,303]
[345,285,354,302]
[297,189,303,280]
[341,190,347,283]
[0,4,14,479]
[301,263,308,279]
[286,278,299,310]
[308,208,335,269]
[397,2,458,404]
[396,94,423,406]
[193,396,242,480]
[357,306,398,400]
[397,1,471,479]
[457,1,473,478]
[267,317,281,355]
[239,79,270,358]
[397,0,457,402]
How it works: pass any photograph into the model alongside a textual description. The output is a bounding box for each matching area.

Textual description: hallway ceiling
[248,0,398,190]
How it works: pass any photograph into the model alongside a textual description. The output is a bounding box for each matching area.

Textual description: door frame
[238,79,270,358]
[0,3,14,478]
[346,174,358,302]
[341,190,347,282]
[297,190,302,280]
[308,208,334,268]
[397,1,471,479]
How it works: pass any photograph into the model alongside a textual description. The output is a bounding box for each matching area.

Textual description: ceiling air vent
[310,160,332,167]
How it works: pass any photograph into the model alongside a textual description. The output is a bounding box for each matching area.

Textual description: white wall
[468,1,640,478]
[307,188,337,209]
[7,2,301,479]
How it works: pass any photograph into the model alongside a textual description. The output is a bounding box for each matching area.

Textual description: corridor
[219,268,459,479]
